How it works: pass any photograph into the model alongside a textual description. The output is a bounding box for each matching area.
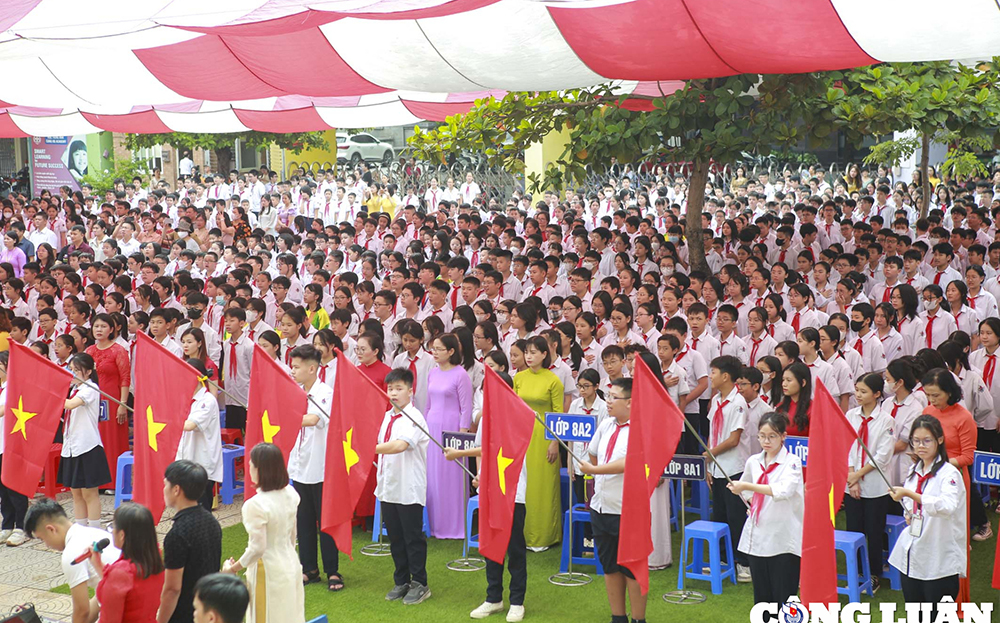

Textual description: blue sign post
[784,436,808,467]
[973,451,1000,485]
[544,413,597,442]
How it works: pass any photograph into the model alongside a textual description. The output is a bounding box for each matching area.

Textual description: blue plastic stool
[677,520,736,595]
[372,499,431,540]
[685,480,711,520]
[114,451,134,508]
[834,530,873,601]
[559,504,603,575]
[882,516,906,590]
[669,480,681,530]
[466,495,480,550]
[307,616,328,623]
[220,444,244,504]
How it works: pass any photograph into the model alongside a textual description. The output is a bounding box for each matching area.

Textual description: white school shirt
[375,404,430,506]
[663,359,690,408]
[474,421,527,504]
[896,315,925,357]
[955,368,995,429]
[767,319,795,345]
[62,382,103,458]
[568,396,609,476]
[970,347,1000,430]
[850,330,887,375]
[62,523,122,590]
[674,346,708,415]
[888,461,967,581]
[951,305,979,338]
[717,332,750,365]
[804,357,841,398]
[735,447,803,558]
[787,307,820,332]
[548,358,576,402]
[969,289,999,320]
[154,335,184,358]
[688,331,720,365]
[288,381,333,484]
[708,387,748,478]
[739,397,767,458]
[918,309,957,351]
[743,332,776,366]
[845,406,895,498]
[881,392,923,487]
[391,350,435,413]
[588,417,630,514]
[578,340,604,375]
[176,386,224,483]
[520,282,555,306]
[877,328,905,363]
[600,329,645,349]
[637,326,660,351]
[222,332,254,406]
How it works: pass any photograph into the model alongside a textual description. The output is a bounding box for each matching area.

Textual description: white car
[337,132,394,165]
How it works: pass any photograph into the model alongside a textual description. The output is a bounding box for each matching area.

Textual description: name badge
[98,400,110,422]
[909,511,923,537]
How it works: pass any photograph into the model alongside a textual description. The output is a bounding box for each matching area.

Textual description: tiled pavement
[0,491,245,623]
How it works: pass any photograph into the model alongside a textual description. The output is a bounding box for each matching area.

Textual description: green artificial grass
[212,510,1000,622]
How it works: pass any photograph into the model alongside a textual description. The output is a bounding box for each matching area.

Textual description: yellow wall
[279,130,339,178]
[524,127,571,193]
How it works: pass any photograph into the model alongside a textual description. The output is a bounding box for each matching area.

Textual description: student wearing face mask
[243,298,272,342]
[919,285,957,351]
[178,292,221,366]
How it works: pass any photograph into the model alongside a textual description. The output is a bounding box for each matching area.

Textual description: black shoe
[385,584,409,601]
[402,582,431,605]
[870,576,880,595]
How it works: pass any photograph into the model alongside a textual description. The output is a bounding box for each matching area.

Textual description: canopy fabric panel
[0,0,989,135]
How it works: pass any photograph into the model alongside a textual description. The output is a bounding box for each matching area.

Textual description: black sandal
[328,573,345,592]
[303,570,321,586]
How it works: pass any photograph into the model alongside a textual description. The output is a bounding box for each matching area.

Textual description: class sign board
[544,413,597,442]
[973,451,1000,486]
[442,431,477,451]
[784,436,808,467]
[664,454,706,481]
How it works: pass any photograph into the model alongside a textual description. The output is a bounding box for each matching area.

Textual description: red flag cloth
[799,379,857,607]
[1,342,73,497]
[321,350,389,558]
[133,332,201,523]
[245,344,307,499]
[479,366,536,564]
[618,357,685,593]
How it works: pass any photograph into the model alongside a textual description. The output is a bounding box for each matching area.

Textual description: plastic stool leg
[708,537,722,595]
[846,545,860,602]
[560,510,571,573]
[677,534,689,590]
[859,541,872,597]
[372,500,382,543]
[724,531,737,585]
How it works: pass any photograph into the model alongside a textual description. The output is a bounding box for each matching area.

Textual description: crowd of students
[0,159,996,621]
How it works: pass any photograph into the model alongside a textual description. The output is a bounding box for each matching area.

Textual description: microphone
[70,538,110,565]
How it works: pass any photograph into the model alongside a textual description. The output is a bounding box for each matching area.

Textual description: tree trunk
[214,147,233,176]
[685,159,710,274]
[919,132,931,220]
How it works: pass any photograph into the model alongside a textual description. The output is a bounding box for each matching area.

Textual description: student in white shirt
[60,353,112,527]
[391,320,435,413]
[222,308,254,430]
[743,307,776,367]
[706,355,751,582]
[25,498,122,623]
[736,367,767,458]
[567,369,609,503]
[849,303,888,374]
[176,359,224,510]
[663,319,709,456]
[882,360,925,491]
[888,415,966,616]
[844,373,895,594]
[920,285,957,351]
[577,378,648,623]
[728,412,803,609]
[376,368,432,605]
[286,345,340,591]
[149,308,183,358]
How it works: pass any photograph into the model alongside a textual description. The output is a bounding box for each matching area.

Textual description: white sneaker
[506,605,525,622]
[736,563,752,583]
[0,529,11,544]
[470,601,505,619]
[6,529,27,547]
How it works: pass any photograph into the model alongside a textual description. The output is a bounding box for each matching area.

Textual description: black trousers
[748,553,800,610]
[198,481,218,512]
[711,471,748,566]
[486,503,527,606]
[293,481,339,576]
[225,405,247,432]
[382,502,428,587]
[0,455,27,530]
[843,494,889,576]
[900,574,959,623]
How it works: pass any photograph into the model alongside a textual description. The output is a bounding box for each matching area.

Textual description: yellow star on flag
[497,447,514,495]
[645,463,650,479]
[828,484,836,526]
[343,427,359,474]
[261,410,280,443]
[10,396,36,440]
[146,406,167,452]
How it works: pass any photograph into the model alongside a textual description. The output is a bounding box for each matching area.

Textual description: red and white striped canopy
[0,0,988,136]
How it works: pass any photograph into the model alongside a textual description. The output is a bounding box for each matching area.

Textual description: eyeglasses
[911,438,937,447]
[757,433,782,442]
[577,382,594,390]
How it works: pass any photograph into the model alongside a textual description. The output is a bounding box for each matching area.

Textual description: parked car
[337,132,394,165]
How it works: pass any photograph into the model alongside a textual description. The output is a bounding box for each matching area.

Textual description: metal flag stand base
[549,467,591,586]
[662,479,705,605]
[362,515,392,557]
[448,455,486,572]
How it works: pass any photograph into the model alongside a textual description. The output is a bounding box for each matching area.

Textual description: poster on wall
[30,136,86,195]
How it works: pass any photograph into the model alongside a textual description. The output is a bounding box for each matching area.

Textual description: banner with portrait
[29,135,86,195]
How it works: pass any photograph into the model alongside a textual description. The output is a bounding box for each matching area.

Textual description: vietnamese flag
[0,342,73,497]
[321,350,389,557]
[133,332,201,522]
[245,344,307,499]
[799,379,856,607]
[618,357,685,593]
[479,366,536,564]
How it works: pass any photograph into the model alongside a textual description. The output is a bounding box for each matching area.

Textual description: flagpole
[71,375,134,413]
[199,376,249,410]
[679,415,751,510]
[853,431,896,493]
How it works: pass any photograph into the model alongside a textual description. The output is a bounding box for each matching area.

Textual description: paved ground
[0,491,244,623]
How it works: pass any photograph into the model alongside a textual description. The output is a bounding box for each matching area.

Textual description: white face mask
[246,310,258,323]
[929,237,940,246]
[475,314,488,323]
[497,312,509,325]
[925,299,939,312]
[178,231,188,238]
[453,319,466,328]
[583,262,596,272]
